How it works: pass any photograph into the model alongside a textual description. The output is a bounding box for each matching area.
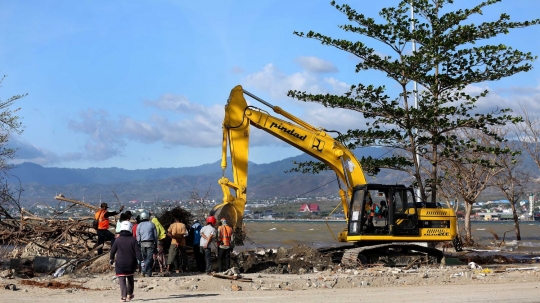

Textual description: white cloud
[295,56,338,73]
[324,77,349,95]
[306,106,365,133]
[241,63,373,144]
[243,63,339,99]
[56,67,540,166]
[144,94,216,115]
[65,95,225,161]
[466,83,540,118]
[67,109,126,161]
[231,66,245,74]
[8,136,83,166]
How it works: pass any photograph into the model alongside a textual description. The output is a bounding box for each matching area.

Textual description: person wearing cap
[217,218,233,272]
[110,220,143,302]
[190,219,204,272]
[95,202,124,255]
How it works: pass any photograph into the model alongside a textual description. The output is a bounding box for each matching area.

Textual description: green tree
[0,75,26,219]
[289,0,539,203]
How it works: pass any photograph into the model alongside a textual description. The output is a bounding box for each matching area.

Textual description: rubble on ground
[3,196,540,280]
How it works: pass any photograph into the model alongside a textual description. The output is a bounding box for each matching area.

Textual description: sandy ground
[2,263,540,303]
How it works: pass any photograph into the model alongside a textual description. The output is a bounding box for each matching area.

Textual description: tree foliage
[491,139,529,241]
[289,0,539,202]
[0,75,26,219]
[438,128,509,242]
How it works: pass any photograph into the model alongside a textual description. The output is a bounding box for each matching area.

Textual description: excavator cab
[345,183,459,256]
[347,184,419,237]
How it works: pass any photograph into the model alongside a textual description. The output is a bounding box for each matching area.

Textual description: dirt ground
[2,245,540,302]
[2,265,540,302]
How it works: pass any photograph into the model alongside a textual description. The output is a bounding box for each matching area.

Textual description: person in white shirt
[200,216,217,274]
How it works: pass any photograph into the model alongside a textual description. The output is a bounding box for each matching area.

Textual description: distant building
[476,212,514,221]
[299,203,320,213]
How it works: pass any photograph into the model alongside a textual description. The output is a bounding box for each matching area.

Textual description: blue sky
[1,0,540,170]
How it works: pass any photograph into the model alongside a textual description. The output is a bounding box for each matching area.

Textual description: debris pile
[3,196,540,279]
[0,215,98,259]
[157,206,193,229]
[233,245,335,274]
[20,279,91,290]
[0,195,202,277]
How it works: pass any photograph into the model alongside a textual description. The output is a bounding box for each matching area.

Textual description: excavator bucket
[210,200,244,246]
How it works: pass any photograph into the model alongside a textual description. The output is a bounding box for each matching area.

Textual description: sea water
[238,219,540,252]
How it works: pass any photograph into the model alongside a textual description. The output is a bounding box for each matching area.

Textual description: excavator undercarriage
[340,243,444,267]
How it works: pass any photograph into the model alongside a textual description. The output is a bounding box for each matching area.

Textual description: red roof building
[299,203,320,213]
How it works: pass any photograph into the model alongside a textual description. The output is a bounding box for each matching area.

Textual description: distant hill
[10,147,388,186]
[9,147,407,205]
[8,145,538,206]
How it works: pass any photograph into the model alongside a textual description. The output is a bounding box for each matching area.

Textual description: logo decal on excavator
[312,138,324,152]
[269,122,307,141]
[424,229,449,237]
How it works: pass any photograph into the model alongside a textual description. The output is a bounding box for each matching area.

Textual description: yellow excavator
[211,85,462,265]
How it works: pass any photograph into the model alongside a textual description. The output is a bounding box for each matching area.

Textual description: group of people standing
[94,203,235,301]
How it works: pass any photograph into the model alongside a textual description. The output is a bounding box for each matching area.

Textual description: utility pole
[410,1,421,202]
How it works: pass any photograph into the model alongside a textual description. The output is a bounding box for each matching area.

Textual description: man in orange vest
[95,202,124,255]
[217,218,233,272]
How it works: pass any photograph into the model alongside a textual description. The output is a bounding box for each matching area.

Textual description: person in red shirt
[132,215,140,239]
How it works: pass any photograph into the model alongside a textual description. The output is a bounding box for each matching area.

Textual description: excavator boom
[211,85,461,261]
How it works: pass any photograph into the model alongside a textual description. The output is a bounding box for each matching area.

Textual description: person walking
[200,216,216,274]
[95,203,124,255]
[190,219,204,272]
[136,210,158,277]
[110,220,142,302]
[166,216,188,273]
[217,218,233,272]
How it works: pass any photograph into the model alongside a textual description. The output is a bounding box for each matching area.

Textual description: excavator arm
[211,85,367,240]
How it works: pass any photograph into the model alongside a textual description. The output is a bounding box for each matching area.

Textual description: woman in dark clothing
[110,220,143,302]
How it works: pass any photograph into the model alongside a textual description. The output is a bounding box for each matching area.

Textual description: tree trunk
[464,202,473,243]
[510,201,522,240]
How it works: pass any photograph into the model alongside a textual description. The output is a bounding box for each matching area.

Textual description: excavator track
[341,243,444,267]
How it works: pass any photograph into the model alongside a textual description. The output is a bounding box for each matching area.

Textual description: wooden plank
[212,273,252,282]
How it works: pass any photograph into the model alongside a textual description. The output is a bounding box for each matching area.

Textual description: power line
[295,177,338,198]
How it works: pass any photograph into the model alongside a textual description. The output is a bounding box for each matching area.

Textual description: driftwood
[0,195,195,274]
[47,244,105,275]
[0,216,101,259]
[0,195,109,260]
[212,273,252,282]
[54,194,100,211]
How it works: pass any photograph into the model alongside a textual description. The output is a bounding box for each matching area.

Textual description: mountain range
[9,147,412,206]
[9,145,539,206]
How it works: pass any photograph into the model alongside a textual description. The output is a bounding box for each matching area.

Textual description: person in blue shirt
[190,220,204,272]
[136,210,157,277]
